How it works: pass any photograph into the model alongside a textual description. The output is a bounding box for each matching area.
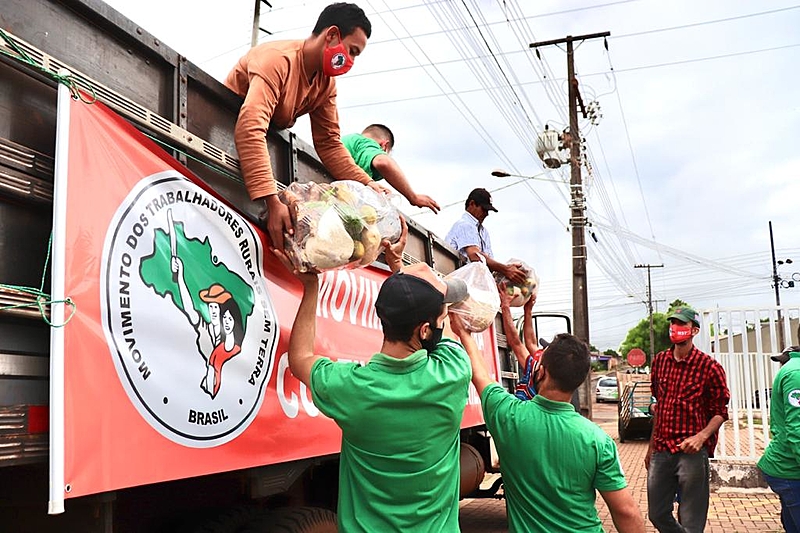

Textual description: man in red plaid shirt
[645,306,730,533]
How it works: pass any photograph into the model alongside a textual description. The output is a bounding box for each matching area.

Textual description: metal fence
[698,306,800,461]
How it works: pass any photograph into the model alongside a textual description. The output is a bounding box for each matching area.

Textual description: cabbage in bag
[494,258,539,307]
[279,180,402,272]
[445,261,500,332]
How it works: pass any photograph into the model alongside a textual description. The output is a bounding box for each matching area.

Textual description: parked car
[596,377,619,403]
[753,388,772,410]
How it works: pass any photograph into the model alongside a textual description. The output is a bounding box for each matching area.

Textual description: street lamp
[769,221,798,348]
[491,168,568,185]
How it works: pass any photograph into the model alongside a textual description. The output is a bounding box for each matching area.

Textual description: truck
[0,1,536,530]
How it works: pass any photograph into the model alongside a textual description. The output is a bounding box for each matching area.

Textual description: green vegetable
[335,203,365,239]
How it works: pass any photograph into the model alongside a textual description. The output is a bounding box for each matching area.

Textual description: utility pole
[530,31,609,420]
[635,264,664,363]
[770,220,785,350]
[251,0,273,48]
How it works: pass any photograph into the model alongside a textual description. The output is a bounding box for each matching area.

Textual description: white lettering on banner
[276,352,371,419]
[330,272,350,322]
[300,382,319,417]
[473,332,485,350]
[317,271,381,330]
[277,352,299,419]
[467,383,482,406]
[101,174,277,448]
[277,352,321,419]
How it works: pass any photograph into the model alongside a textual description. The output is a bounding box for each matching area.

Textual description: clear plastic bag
[494,258,539,307]
[279,180,401,272]
[445,261,500,332]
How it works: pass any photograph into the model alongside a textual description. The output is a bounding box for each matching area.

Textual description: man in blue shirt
[445,188,526,284]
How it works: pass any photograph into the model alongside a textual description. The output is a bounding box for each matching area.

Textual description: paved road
[459,394,783,532]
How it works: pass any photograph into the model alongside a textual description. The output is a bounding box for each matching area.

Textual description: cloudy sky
[103,0,800,350]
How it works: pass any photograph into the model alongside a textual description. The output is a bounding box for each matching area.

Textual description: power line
[460,0,536,129]
[339,41,800,109]
[263,0,644,43]
[609,42,800,75]
[612,4,800,40]
[601,46,663,265]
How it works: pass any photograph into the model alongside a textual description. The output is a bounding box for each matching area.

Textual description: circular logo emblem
[100,173,279,447]
[788,389,800,408]
[331,52,347,69]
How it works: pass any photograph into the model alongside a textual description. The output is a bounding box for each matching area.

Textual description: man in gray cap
[445,187,527,284]
[646,305,731,533]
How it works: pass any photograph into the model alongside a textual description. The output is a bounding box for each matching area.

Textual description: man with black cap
[758,345,800,533]
[646,305,730,533]
[280,254,471,532]
[445,187,527,284]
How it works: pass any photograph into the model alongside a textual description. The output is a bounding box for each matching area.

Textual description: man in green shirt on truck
[343,124,440,213]
[758,345,800,533]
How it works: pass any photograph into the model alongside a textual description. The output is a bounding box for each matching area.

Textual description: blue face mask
[421,325,443,352]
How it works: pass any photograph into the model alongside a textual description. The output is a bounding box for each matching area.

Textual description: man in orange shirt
[225,3,379,250]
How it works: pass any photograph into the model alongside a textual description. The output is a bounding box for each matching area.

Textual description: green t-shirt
[310,338,471,532]
[342,133,385,181]
[481,383,627,533]
[758,352,800,479]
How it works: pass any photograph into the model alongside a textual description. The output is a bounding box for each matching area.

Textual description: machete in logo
[100,172,278,447]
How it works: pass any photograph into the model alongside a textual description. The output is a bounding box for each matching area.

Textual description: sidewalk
[459,406,783,532]
[594,440,782,532]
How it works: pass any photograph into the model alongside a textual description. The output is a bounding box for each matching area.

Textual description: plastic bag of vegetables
[445,260,500,332]
[278,180,402,272]
[494,258,539,307]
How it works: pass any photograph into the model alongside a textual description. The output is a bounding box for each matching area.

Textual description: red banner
[53,97,497,499]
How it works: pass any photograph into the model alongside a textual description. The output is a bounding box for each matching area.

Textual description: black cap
[539,338,550,349]
[467,188,497,212]
[375,263,468,327]
[772,346,800,364]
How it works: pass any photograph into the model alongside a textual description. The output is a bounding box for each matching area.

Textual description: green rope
[143,133,244,185]
[0,27,96,104]
[0,233,76,328]
[0,28,243,326]
[1,27,243,185]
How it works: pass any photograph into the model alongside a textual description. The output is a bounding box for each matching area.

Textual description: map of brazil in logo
[101,173,279,447]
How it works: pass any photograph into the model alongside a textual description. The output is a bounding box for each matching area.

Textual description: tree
[667,299,689,315]
[620,299,698,365]
[603,348,619,358]
[619,313,671,366]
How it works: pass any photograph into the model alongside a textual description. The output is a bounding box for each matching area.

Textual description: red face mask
[322,31,353,77]
[669,323,693,344]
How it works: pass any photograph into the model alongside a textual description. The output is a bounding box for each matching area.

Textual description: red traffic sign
[627,348,646,367]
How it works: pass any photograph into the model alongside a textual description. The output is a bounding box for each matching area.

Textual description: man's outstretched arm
[498,286,529,368]
[450,310,494,396]
[371,155,440,213]
[521,294,539,356]
[600,488,646,533]
[272,249,323,386]
[462,245,527,285]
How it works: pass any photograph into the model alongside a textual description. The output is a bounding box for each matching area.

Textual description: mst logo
[100,173,278,447]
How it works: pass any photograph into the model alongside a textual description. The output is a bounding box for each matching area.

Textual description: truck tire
[177,505,264,533]
[241,507,337,533]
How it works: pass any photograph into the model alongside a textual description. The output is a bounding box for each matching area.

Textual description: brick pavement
[459,402,784,532]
